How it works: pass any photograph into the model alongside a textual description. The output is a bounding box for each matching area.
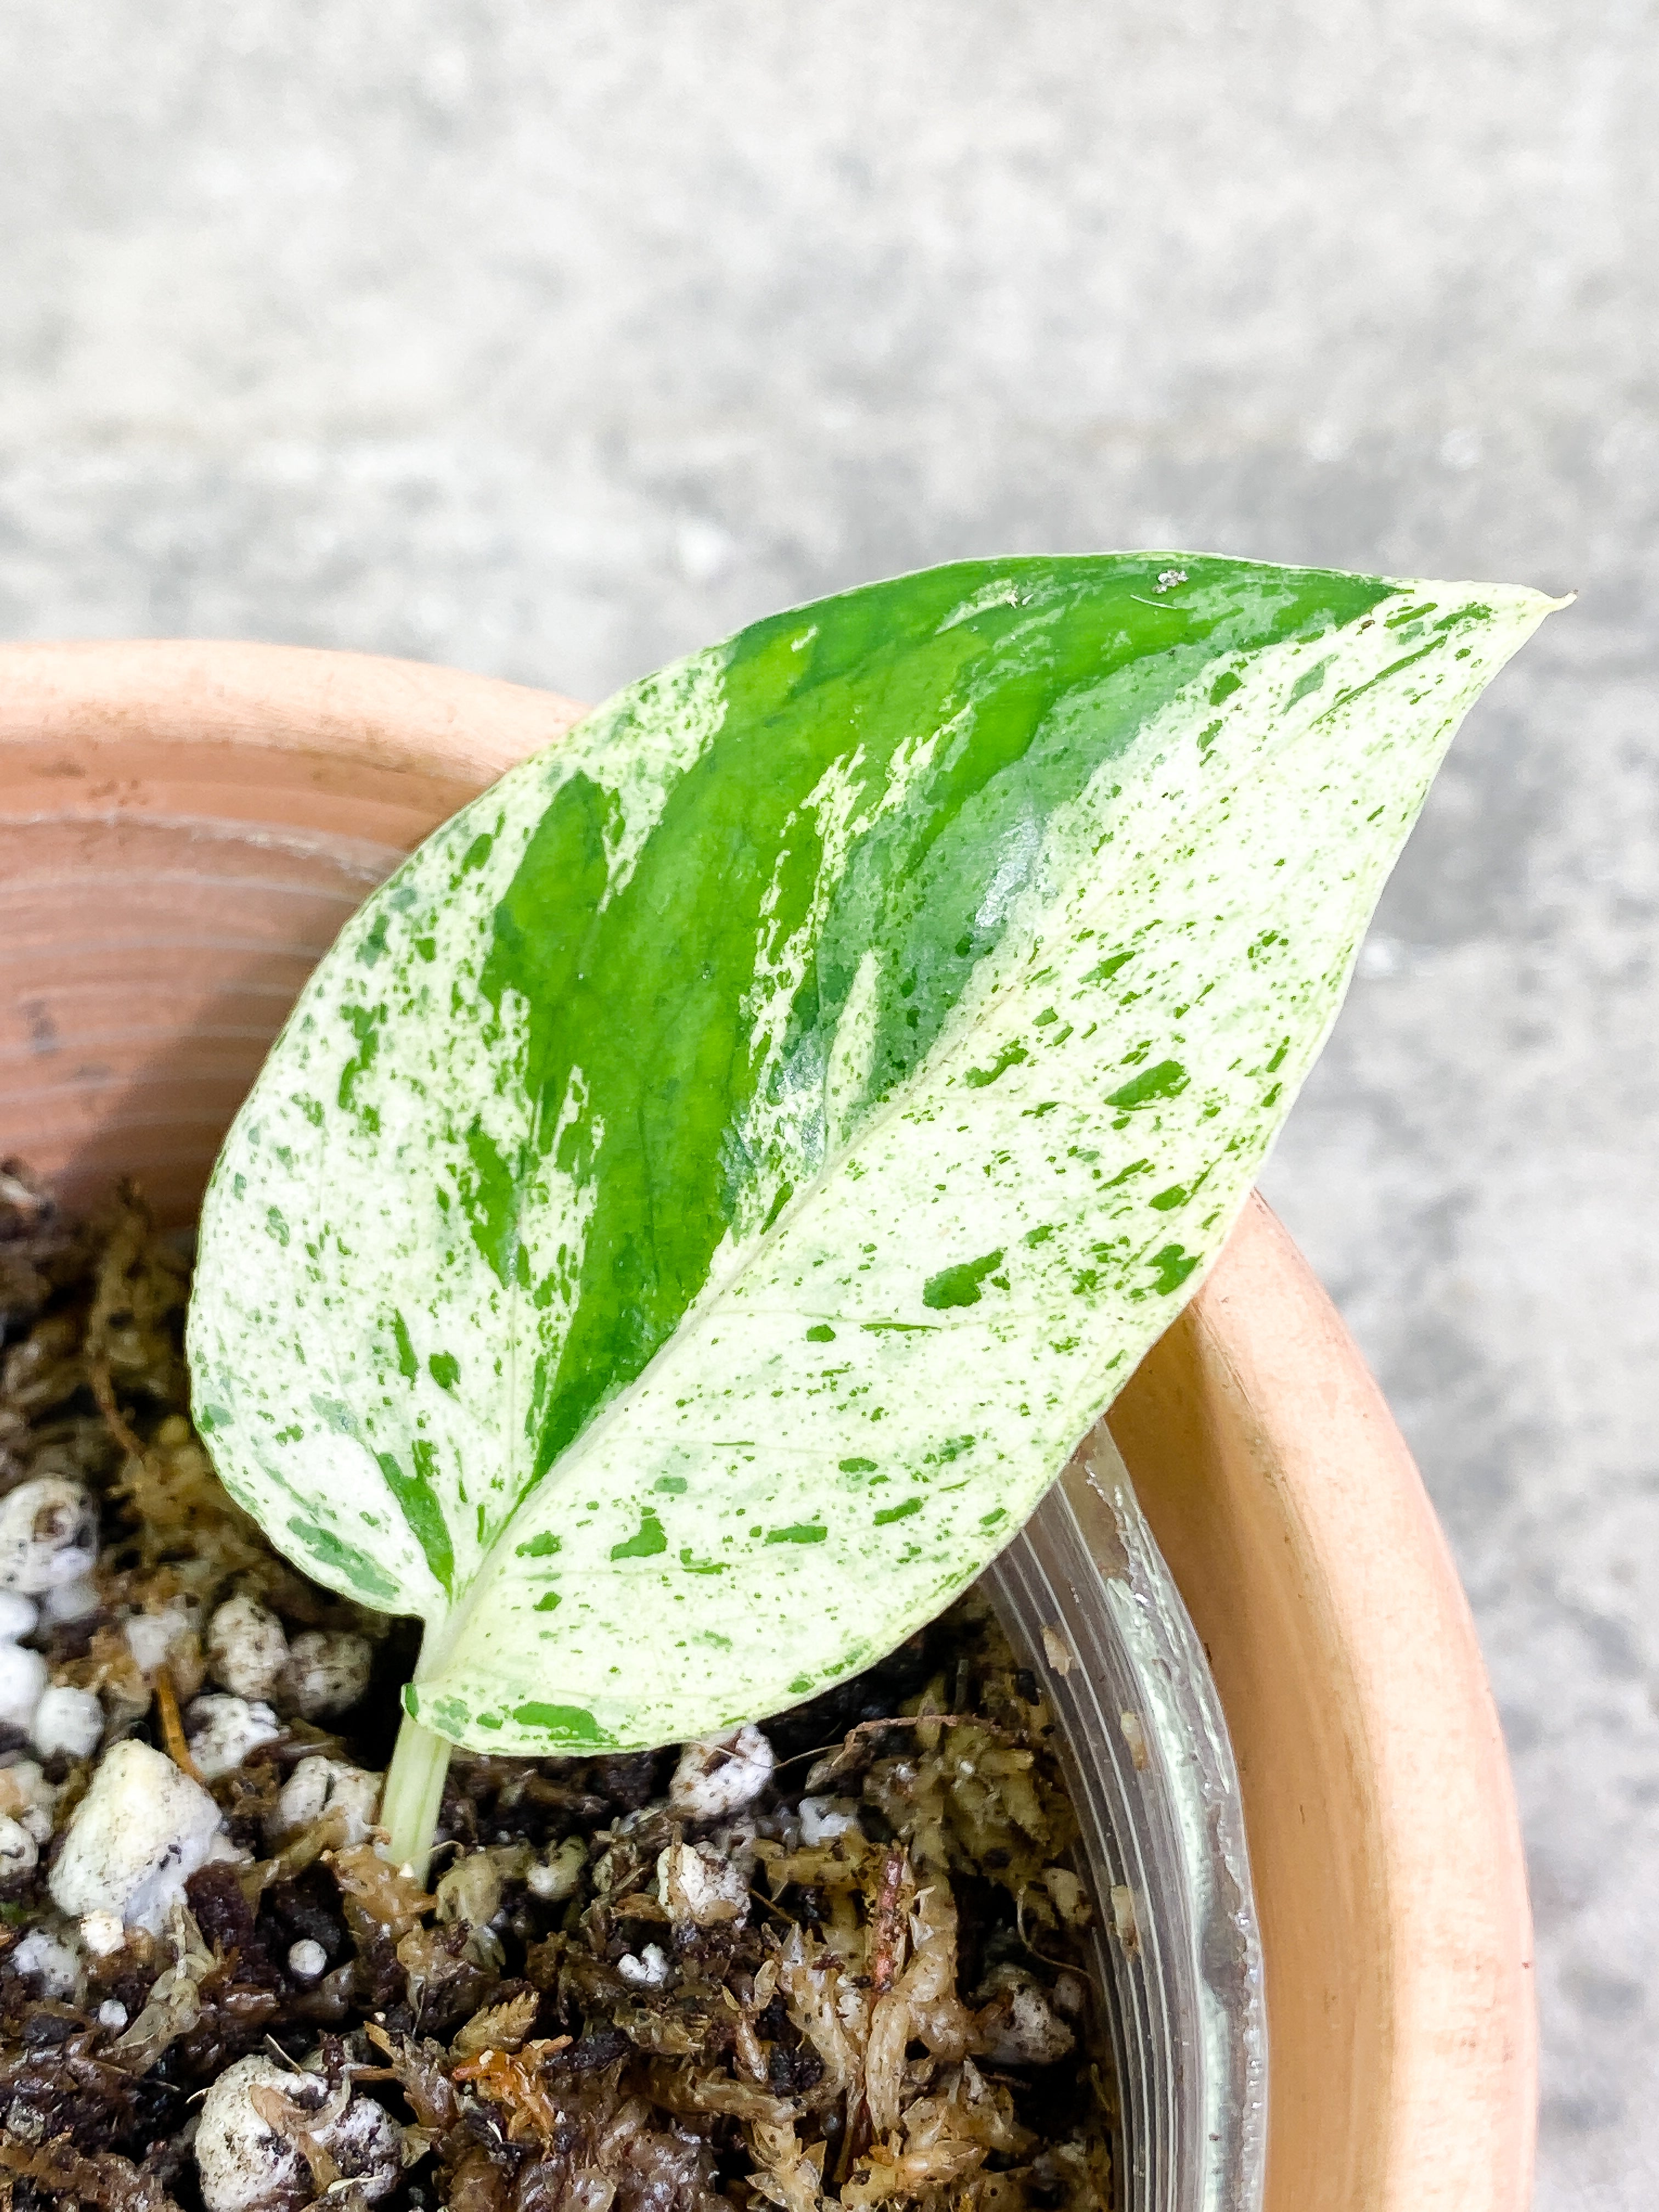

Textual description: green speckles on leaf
[286,1518,399,1604]
[1209,669,1244,707]
[428,1351,460,1392]
[1148,1186,1188,1212]
[337,1002,385,1114]
[610,1509,668,1561]
[515,1531,561,1559]
[1103,1158,1151,1188]
[459,1121,524,1289]
[839,1457,878,1473]
[510,1702,609,1747]
[374,1449,455,1597]
[358,910,392,967]
[533,1590,561,1612]
[1105,1060,1189,1110]
[765,1522,828,1545]
[963,1042,1029,1089]
[1147,1244,1202,1295]
[392,1312,419,1384]
[788,1675,814,1696]
[309,1394,360,1438]
[1325,639,1442,716]
[1287,657,1331,706]
[805,1323,837,1343]
[1081,951,1134,986]
[266,1207,289,1248]
[923,1250,1005,1310]
[655,1476,688,1493]
[874,1497,923,1525]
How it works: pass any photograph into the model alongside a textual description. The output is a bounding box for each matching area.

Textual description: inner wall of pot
[1,742,1266,2212]
[987,1446,1266,2212]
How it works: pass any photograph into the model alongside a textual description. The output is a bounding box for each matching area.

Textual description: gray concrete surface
[1,4,1654,2200]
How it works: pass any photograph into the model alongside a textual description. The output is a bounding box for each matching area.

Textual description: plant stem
[381,1707,452,1882]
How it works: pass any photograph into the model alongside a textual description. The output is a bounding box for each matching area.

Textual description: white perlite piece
[186,1695,283,1781]
[319,2094,403,2204]
[196,2061,304,2212]
[30,1684,103,1761]
[195,2055,402,2212]
[11,1925,77,1999]
[286,1938,327,1980]
[281,1628,373,1720]
[798,1796,860,1846]
[0,1758,59,1844]
[125,1598,197,1679]
[618,1942,672,1988]
[0,1592,38,1640]
[206,1593,289,1703]
[668,1724,774,1821]
[42,1573,100,1624]
[0,1814,38,1876]
[49,1737,224,1933]
[81,1909,125,1957]
[0,1641,47,1727]
[973,1967,1075,2067]
[268,1755,380,1846]
[97,1998,128,2030]
[657,1838,748,1926]
[527,1835,586,1903]
[0,1476,98,1593]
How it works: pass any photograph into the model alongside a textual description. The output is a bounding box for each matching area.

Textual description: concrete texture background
[1,5,1653,2201]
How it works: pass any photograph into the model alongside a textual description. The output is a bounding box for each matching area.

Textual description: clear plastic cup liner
[984,1430,1266,2212]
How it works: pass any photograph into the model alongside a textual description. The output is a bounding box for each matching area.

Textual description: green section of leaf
[507,1702,610,1747]
[1105,1060,1189,1110]
[285,1519,399,1604]
[610,1510,668,1561]
[922,1251,1006,1310]
[188,552,1557,1754]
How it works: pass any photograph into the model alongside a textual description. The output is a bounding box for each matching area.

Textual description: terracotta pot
[0,640,1534,2211]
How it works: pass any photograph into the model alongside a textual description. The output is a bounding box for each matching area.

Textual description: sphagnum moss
[0,1169,1112,2212]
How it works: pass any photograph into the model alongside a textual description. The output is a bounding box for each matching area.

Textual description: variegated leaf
[187,554,1555,1753]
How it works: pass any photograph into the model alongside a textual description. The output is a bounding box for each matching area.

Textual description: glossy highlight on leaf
[187,553,1557,1754]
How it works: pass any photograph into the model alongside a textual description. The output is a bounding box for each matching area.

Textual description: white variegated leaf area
[187,555,1556,1753]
